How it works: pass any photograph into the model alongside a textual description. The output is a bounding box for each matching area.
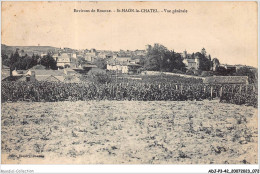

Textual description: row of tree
[2,49,57,76]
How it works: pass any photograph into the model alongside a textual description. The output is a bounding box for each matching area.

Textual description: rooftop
[30,69,65,76]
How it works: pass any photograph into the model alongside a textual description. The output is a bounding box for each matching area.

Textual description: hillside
[1,44,59,55]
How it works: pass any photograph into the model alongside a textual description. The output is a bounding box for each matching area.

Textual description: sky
[1,1,258,67]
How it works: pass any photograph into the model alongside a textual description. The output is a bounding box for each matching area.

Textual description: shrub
[172,69,178,73]
[91,73,111,84]
[201,71,213,77]
[194,70,202,76]
[172,69,185,74]
[186,69,194,75]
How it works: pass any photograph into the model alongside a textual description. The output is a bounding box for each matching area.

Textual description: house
[12,69,31,76]
[134,49,146,56]
[107,63,142,74]
[56,53,71,68]
[84,49,97,62]
[127,63,142,74]
[108,55,133,65]
[96,51,113,59]
[183,57,200,70]
[107,64,128,73]
[22,69,66,82]
[18,74,64,82]
[182,50,200,70]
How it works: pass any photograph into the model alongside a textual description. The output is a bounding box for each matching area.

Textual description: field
[1,100,258,164]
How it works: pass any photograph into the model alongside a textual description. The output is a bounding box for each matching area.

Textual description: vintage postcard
[1,1,258,167]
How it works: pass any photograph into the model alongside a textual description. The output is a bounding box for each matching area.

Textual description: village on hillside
[1,43,257,84]
[1,1,258,167]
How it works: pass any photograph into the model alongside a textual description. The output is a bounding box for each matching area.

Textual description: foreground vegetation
[1,80,257,107]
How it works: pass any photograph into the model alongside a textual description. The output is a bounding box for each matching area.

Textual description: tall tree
[144,44,185,72]
[41,53,57,70]
[144,43,167,71]
[1,53,9,67]
[195,52,211,71]
[94,58,107,69]
[9,49,20,76]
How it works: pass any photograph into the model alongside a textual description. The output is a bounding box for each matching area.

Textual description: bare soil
[1,100,258,164]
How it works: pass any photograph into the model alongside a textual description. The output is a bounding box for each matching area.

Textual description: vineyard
[1,81,257,107]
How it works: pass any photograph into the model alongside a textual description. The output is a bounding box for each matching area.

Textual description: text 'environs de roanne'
[73,9,188,13]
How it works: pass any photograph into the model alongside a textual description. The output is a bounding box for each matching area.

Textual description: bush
[186,69,194,75]
[91,73,111,84]
[172,69,178,73]
[177,70,185,74]
[233,67,257,84]
[201,71,213,77]
[172,69,185,74]
[194,70,202,76]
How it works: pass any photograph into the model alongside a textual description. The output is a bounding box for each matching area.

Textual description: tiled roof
[83,64,98,68]
[30,65,46,70]
[185,59,196,63]
[31,69,65,76]
[36,75,64,82]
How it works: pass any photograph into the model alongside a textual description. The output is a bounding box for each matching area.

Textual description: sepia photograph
[0,0,258,169]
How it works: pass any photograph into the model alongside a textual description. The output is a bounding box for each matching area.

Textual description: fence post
[210,86,213,99]
[220,86,223,98]
[239,85,242,104]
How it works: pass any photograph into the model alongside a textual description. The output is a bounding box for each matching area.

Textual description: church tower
[201,48,206,56]
[183,50,187,59]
